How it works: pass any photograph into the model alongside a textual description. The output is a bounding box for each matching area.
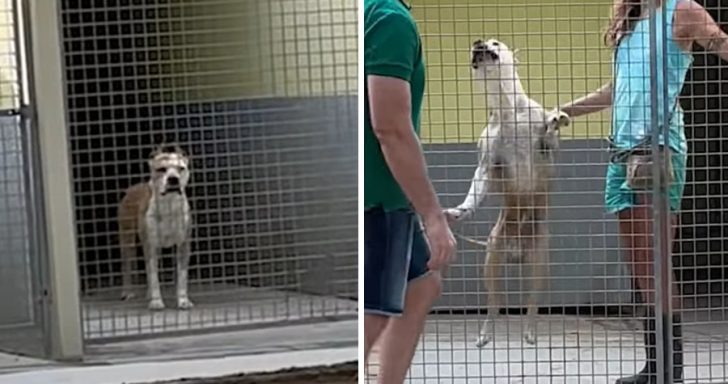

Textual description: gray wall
[65,96,358,302]
[424,139,634,310]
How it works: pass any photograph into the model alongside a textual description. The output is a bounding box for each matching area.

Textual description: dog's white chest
[145,194,191,248]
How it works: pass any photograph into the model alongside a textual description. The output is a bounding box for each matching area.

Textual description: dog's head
[470,38,518,71]
[147,143,190,196]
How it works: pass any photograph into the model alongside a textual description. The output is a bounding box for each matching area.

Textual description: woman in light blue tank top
[557,1,728,383]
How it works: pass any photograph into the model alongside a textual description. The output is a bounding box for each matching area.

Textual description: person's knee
[420,271,443,302]
[365,313,389,332]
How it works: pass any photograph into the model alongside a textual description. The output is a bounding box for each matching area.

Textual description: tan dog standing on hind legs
[118,143,193,311]
[445,39,570,347]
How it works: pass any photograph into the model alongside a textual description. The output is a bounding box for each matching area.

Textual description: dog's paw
[524,330,536,345]
[444,207,473,223]
[545,108,571,131]
[475,334,492,348]
[148,298,165,311]
[177,297,194,310]
[556,111,571,128]
[120,292,136,301]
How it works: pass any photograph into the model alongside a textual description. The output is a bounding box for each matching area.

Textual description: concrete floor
[367,315,728,384]
[82,285,356,339]
[0,319,357,384]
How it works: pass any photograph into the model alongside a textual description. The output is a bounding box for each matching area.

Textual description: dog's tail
[118,188,144,301]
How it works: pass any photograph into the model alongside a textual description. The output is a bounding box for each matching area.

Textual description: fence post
[25,0,83,361]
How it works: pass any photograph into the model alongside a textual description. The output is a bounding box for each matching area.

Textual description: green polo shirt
[364,0,426,211]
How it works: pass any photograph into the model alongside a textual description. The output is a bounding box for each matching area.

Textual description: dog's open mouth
[162,187,183,196]
[471,48,499,68]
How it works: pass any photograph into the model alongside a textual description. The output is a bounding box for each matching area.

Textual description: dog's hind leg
[144,242,165,311]
[477,245,505,348]
[524,230,549,345]
[176,240,194,310]
[118,220,137,301]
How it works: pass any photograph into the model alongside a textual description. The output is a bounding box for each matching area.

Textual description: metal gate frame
[21,0,82,361]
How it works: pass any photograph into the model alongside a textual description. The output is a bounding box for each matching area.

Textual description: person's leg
[376,273,442,384]
[363,208,415,366]
[365,315,389,364]
[610,151,686,383]
[616,198,682,384]
[375,216,442,384]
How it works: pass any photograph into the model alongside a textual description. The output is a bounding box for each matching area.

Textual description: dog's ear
[172,143,187,158]
[512,48,520,64]
[148,145,162,160]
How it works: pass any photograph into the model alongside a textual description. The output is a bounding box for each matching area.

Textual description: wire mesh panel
[0,0,47,358]
[366,0,728,383]
[58,0,357,341]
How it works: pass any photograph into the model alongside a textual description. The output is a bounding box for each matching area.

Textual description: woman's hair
[603,0,644,48]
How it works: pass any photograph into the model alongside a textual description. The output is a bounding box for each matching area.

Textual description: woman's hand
[558,82,613,119]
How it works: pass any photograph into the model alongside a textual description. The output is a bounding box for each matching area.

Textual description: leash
[453,231,490,247]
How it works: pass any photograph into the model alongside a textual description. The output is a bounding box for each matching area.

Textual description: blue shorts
[605,150,687,214]
[364,207,431,317]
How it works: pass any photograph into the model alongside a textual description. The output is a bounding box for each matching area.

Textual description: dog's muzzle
[471,47,499,68]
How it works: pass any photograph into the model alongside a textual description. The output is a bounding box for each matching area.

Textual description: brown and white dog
[118,143,193,311]
[445,39,570,347]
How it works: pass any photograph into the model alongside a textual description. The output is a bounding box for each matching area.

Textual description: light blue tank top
[611,0,693,155]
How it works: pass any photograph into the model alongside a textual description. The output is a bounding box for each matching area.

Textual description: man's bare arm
[367,75,445,224]
[559,82,613,118]
[676,0,728,62]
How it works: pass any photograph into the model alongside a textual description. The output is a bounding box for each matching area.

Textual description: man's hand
[422,212,457,271]
[444,206,473,223]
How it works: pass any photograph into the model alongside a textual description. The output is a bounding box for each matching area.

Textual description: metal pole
[659,0,676,381]
[25,0,83,361]
[648,0,674,382]
[13,0,51,357]
[647,0,664,383]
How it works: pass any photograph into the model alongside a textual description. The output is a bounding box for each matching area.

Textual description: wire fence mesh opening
[366,0,728,383]
[59,0,358,341]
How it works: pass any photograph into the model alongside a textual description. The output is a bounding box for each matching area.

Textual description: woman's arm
[675,0,728,62]
[558,82,613,119]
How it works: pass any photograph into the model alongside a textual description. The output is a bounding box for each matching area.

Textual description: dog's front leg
[176,240,194,310]
[144,242,165,310]
[446,162,488,222]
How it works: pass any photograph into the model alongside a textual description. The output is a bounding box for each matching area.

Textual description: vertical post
[648,0,673,382]
[658,2,676,383]
[25,0,83,361]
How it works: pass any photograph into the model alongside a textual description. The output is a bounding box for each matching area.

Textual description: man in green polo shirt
[364,0,457,382]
